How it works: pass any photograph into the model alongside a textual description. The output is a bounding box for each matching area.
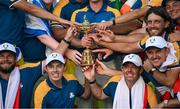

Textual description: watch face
[151,68,156,72]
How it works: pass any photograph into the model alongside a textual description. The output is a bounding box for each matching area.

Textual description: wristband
[89,79,96,84]
[63,39,71,45]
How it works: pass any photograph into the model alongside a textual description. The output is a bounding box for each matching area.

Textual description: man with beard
[0,27,74,108]
[90,6,179,62]
[164,0,180,42]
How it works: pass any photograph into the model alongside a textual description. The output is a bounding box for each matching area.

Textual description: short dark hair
[162,0,180,7]
[144,6,174,33]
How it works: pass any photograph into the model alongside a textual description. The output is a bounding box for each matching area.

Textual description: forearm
[38,35,59,50]
[106,69,122,76]
[90,83,107,100]
[98,41,142,53]
[110,20,142,35]
[14,0,71,25]
[167,99,180,107]
[114,33,146,43]
[55,40,70,55]
[71,38,83,48]
[152,69,179,88]
[115,6,149,24]
[82,79,90,99]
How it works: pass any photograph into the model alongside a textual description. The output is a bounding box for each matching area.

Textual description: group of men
[0,0,180,108]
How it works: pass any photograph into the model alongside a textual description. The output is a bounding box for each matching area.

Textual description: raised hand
[95,59,111,75]
[96,21,113,30]
[93,48,113,60]
[64,25,77,41]
[82,64,96,81]
[96,29,115,42]
[65,49,82,65]
[81,36,94,48]
[143,59,154,72]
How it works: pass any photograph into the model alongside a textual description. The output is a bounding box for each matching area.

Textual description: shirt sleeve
[75,81,84,97]
[0,0,20,7]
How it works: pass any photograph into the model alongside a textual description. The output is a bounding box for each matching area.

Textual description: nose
[152,52,157,59]
[127,67,132,72]
[52,67,58,71]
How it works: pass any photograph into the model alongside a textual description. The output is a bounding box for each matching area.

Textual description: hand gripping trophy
[80,15,95,66]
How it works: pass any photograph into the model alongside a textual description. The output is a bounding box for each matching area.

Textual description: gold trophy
[80,15,95,66]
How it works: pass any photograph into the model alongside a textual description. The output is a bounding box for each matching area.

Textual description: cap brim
[122,61,141,67]
[144,46,165,51]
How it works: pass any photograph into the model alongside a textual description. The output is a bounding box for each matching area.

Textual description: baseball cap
[46,52,65,66]
[0,42,16,53]
[122,54,142,67]
[145,36,168,51]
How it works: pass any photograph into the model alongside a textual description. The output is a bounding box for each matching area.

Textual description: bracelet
[112,19,116,25]
[63,39,71,45]
[89,79,96,84]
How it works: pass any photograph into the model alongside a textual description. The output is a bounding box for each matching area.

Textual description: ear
[44,66,48,72]
[63,65,67,72]
[165,47,170,57]
[165,21,170,28]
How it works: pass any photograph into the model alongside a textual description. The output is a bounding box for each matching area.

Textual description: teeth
[127,73,133,76]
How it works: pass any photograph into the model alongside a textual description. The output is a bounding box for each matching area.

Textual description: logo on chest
[69,92,75,99]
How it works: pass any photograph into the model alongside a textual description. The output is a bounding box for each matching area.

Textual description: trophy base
[81,48,95,66]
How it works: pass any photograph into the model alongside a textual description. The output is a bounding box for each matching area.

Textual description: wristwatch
[163,99,169,107]
[149,68,156,74]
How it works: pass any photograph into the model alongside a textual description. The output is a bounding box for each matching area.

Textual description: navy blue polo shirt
[52,0,87,22]
[34,75,84,108]
[0,0,25,46]
[71,3,120,23]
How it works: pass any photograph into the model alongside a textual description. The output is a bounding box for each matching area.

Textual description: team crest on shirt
[20,82,23,88]
[69,92,75,99]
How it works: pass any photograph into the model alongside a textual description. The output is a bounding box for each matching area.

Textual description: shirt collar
[46,77,67,90]
[87,2,107,13]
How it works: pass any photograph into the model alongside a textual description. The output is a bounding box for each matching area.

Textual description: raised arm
[13,0,72,25]
[83,65,109,100]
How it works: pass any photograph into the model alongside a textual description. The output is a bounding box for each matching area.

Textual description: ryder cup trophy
[80,16,95,66]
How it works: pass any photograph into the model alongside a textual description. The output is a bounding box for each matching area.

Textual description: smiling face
[0,51,16,74]
[45,60,65,82]
[166,0,180,20]
[146,47,169,68]
[146,13,169,36]
[121,62,141,84]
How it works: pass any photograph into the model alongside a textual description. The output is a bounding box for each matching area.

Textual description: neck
[0,72,10,80]
[89,0,103,12]
[50,79,62,88]
[125,78,139,89]
[126,81,135,89]
[46,4,52,10]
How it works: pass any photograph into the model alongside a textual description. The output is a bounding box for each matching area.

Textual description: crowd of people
[0,0,179,108]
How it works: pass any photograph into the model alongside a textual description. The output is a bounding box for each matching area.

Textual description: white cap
[0,43,16,53]
[122,54,142,67]
[46,52,65,66]
[145,36,168,50]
